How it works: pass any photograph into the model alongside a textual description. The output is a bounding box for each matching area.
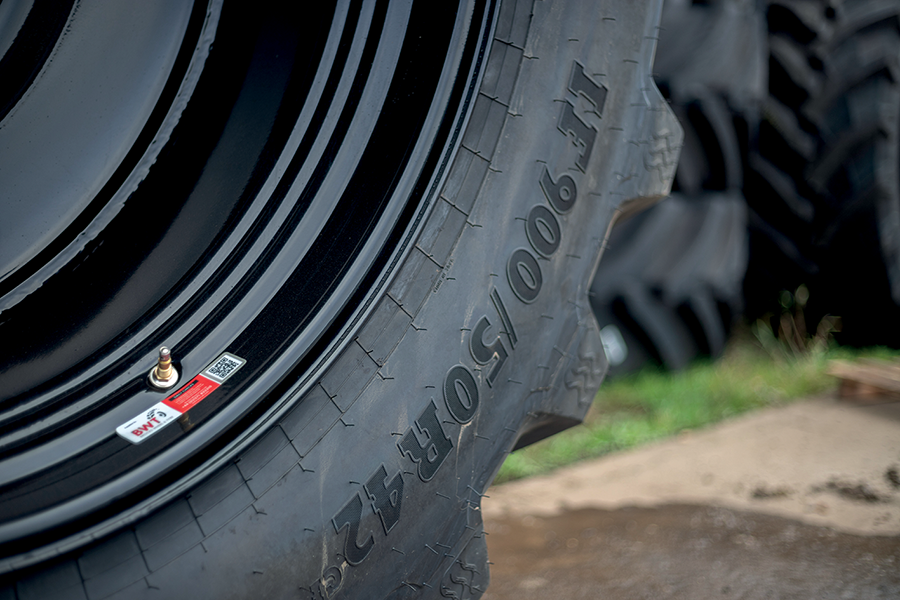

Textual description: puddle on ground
[483,504,900,600]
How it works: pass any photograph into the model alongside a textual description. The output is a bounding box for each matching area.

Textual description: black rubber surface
[0,0,680,598]
[746,0,900,346]
[0,0,489,560]
[590,193,747,375]
[587,0,757,375]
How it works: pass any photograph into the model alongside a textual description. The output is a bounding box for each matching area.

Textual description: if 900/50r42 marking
[313,59,608,598]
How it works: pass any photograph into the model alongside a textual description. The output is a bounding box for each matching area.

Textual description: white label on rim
[115,402,182,444]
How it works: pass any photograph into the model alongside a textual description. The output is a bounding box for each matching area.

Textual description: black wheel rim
[0,0,495,566]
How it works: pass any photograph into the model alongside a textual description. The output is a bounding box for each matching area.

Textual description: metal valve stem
[149,346,179,389]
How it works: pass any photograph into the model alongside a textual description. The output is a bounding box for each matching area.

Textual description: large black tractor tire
[0,1,679,598]
[746,0,900,346]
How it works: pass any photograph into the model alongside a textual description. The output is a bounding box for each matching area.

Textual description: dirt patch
[887,467,900,488]
[813,480,887,503]
[483,505,900,600]
[484,396,900,535]
[750,485,792,499]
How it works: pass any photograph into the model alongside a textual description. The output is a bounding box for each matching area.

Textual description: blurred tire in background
[590,194,747,374]
[746,0,900,347]
[590,0,900,376]
[590,0,761,374]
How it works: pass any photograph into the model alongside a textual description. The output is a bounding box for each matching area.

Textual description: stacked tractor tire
[590,0,900,374]
[747,0,900,347]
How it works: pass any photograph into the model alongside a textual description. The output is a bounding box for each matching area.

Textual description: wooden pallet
[826,358,900,403]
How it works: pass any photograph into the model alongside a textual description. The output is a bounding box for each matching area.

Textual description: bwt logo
[131,408,169,437]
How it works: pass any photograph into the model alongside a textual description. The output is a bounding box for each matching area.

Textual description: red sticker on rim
[161,374,218,413]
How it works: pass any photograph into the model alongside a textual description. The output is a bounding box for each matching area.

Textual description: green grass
[495,333,900,484]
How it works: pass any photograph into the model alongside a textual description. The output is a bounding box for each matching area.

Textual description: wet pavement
[481,396,900,598]
[483,504,900,599]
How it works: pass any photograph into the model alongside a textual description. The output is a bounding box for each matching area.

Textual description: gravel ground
[481,395,900,599]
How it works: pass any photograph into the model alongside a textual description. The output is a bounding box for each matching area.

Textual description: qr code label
[204,353,246,383]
